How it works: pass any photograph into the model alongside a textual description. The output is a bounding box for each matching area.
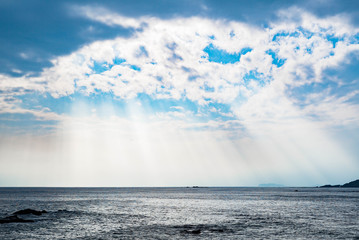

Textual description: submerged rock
[13,209,47,216]
[0,215,34,224]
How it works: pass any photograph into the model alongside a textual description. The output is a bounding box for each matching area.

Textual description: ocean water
[0,187,358,239]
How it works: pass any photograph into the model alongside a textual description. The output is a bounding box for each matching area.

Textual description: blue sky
[0,0,359,187]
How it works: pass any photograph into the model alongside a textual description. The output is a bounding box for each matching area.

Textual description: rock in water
[13,209,47,216]
[184,229,201,234]
[191,229,201,234]
[0,215,34,224]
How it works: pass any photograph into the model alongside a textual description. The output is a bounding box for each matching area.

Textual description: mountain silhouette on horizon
[319,179,359,188]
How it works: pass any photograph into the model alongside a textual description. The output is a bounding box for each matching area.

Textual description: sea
[0,187,358,239]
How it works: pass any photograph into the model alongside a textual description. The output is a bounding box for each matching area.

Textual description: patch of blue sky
[15,91,129,118]
[266,49,286,67]
[272,32,292,42]
[85,90,129,117]
[16,93,73,114]
[166,42,178,51]
[272,27,314,42]
[202,82,215,92]
[203,102,236,121]
[228,70,271,108]
[91,57,127,74]
[323,53,359,84]
[137,46,148,57]
[0,112,58,134]
[168,53,183,62]
[136,93,235,122]
[0,124,56,135]
[203,43,252,64]
[288,81,338,107]
[155,76,163,82]
[130,65,141,71]
[272,31,301,42]
[306,47,313,54]
[92,61,111,74]
[273,28,347,49]
[12,90,238,131]
[243,70,268,87]
[230,91,253,111]
[185,106,240,131]
[181,66,191,73]
[326,34,344,48]
[137,93,198,114]
[0,112,57,125]
[350,33,359,44]
[188,75,200,81]
[112,57,127,65]
[289,58,359,107]
[321,57,359,104]
[297,27,314,38]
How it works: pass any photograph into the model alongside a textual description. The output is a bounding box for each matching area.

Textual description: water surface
[0,187,358,239]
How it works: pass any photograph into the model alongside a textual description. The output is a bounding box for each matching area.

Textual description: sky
[1,0,359,187]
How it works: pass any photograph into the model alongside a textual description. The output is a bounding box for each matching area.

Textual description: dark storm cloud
[0,0,136,76]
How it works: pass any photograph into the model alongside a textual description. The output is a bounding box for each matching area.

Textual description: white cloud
[0,7,358,128]
[72,5,144,29]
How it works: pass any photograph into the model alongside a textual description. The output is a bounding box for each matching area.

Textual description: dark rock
[0,215,34,224]
[342,179,359,188]
[13,209,47,216]
[319,179,359,188]
[184,229,201,234]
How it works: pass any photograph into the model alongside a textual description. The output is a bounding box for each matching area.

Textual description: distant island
[319,179,359,188]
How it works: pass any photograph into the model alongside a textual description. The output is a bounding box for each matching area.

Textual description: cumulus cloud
[1,6,359,131]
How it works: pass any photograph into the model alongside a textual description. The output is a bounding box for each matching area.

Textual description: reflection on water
[0,187,358,239]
